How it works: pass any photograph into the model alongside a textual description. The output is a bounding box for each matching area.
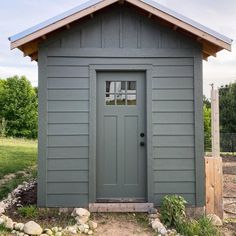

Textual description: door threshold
[89,202,154,212]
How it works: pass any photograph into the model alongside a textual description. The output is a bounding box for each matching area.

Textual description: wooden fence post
[205,85,223,219]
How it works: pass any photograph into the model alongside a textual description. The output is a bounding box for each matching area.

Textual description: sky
[0,0,235,97]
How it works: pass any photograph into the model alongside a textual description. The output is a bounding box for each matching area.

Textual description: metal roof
[9,0,232,45]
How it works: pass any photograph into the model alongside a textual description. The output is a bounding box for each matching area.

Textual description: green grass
[0,137,37,179]
[0,137,37,200]
[0,225,10,235]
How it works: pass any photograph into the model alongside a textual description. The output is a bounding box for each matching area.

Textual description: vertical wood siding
[38,4,202,207]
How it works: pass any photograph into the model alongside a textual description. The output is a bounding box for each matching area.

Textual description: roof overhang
[9,0,232,61]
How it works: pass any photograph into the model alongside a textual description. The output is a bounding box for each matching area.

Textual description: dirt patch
[92,213,152,236]
[222,156,236,235]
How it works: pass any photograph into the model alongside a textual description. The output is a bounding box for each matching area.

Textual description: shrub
[18,205,39,218]
[160,195,219,236]
[175,216,219,236]
[160,195,187,227]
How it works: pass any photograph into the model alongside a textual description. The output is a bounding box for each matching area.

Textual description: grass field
[0,138,37,200]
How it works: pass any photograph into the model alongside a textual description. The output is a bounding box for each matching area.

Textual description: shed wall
[38,5,204,207]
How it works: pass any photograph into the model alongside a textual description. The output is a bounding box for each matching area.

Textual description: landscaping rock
[78,224,85,233]
[52,226,58,233]
[15,222,25,231]
[66,225,77,234]
[72,208,90,218]
[148,207,158,214]
[0,202,6,214]
[5,217,14,229]
[23,221,43,235]
[151,219,167,235]
[149,213,160,219]
[75,215,89,224]
[207,214,223,226]
[88,230,93,235]
[40,234,48,236]
[59,208,69,214]
[17,233,24,236]
[0,217,5,225]
[88,220,98,230]
[55,232,62,236]
[44,228,53,235]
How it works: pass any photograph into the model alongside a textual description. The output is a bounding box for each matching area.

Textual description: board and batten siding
[37,4,204,207]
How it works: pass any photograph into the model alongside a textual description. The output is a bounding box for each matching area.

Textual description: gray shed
[9,0,232,209]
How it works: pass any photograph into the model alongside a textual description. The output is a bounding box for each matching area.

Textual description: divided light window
[105,81,136,106]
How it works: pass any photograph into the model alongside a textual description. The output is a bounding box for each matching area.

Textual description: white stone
[59,208,69,214]
[5,217,14,229]
[0,217,5,225]
[66,226,77,234]
[72,208,90,218]
[84,224,89,229]
[151,219,167,234]
[84,228,89,234]
[207,214,223,226]
[78,224,85,232]
[55,232,62,236]
[88,221,97,230]
[52,226,58,232]
[23,221,43,235]
[88,230,93,235]
[44,229,53,235]
[40,234,48,236]
[58,227,62,231]
[0,202,6,214]
[15,223,25,231]
[75,215,89,225]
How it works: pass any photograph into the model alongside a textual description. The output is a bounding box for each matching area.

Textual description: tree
[219,82,236,153]
[0,76,38,139]
[219,83,236,133]
[203,95,211,109]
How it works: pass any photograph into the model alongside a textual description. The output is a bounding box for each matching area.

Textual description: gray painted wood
[37,4,204,207]
[96,72,146,201]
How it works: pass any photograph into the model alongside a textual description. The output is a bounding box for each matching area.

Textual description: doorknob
[140,133,145,137]
[140,141,145,146]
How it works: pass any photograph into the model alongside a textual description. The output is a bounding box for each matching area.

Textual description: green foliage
[203,95,211,109]
[204,104,211,151]
[160,195,219,236]
[0,76,38,139]
[160,195,187,227]
[175,216,219,236]
[18,205,39,218]
[219,83,236,134]
[0,224,10,235]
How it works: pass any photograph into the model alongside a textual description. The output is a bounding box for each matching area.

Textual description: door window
[105,81,136,105]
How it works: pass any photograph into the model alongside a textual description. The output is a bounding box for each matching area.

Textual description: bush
[160,195,219,236]
[176,216,219,236]
[18,205,39,218]
[160,195,187,227]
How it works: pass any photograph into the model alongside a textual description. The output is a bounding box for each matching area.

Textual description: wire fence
[220,133,236,154]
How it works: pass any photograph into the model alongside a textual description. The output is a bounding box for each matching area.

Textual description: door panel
[96,71,146,202]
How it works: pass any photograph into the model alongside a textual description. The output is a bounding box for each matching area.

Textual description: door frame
[89,64,153,203]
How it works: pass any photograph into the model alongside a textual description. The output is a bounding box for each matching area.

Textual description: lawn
[0,137,37,200]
